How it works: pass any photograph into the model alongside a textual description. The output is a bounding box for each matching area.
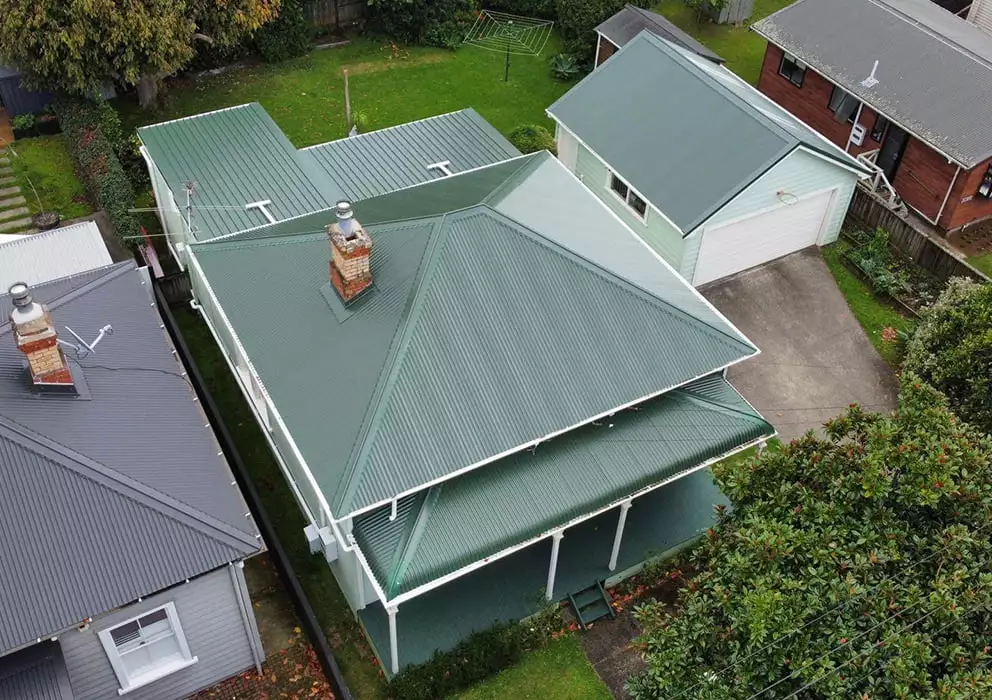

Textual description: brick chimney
[8,282,74,387]
[327,201,372,303]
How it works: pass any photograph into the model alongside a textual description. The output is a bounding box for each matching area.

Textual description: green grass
[654,0,794,85]
[821,242,914,368]
[8,135,92,218]
[117,35,573,147]
[454,636,612,700]
[172,309,389,699]
[967,252,992,278]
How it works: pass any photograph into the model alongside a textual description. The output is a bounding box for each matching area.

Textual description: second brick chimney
[8,282,74,387]
[327,201,373,303]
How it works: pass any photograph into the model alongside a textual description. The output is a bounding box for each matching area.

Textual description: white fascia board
[543,116,686,236]
[387,430,776,606]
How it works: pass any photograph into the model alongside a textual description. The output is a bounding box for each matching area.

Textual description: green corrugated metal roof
[138,103,340,240]
[547,32,861,233]
[353,373,773,598]
[193,154,758,518]
[300,109,521,200]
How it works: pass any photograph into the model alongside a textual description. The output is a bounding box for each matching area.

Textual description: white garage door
[694,189,836,286]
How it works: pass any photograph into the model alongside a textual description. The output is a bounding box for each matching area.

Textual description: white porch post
[387,605,399,675]
[609,500,633,571]
[545,531,565,601]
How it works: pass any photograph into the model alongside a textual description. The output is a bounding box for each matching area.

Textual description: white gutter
[935,164,963,226]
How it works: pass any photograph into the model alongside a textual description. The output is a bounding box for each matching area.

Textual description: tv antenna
[185,180,197,232]
[59,325,114,360]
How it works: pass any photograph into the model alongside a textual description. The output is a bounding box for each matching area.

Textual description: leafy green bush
[484,0,557,19]
[12,113,36,133]
[368,0,478,45]
[549,52,580,80]
[52,96,141,248]
[508,124,555,154]
[388,605,563,700]
[555,0,628,61]
[904,277,992,435]
[254,0,313,63]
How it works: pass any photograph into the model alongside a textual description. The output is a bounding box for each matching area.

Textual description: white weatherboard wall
[145,152,190,260]
[680,149,857,282]
[571,141,686,267]
[969,0,992,34]
[557,128,580,171]
[60,567,261,700]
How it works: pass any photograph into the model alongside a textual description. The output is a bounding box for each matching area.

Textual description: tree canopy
[0,0,278,105]
[630,376,992,700]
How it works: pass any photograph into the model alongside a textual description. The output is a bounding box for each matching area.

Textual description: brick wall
[596,35,618,66]
[942,157,992,230]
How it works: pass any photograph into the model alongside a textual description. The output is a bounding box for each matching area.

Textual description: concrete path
[702,248,899,440]
[0,153,34,236]
[580,613,644,699]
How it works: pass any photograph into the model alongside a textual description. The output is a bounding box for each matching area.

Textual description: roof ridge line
[138,102,256,131]
[0,416,259,553]
[387,487,440,598]
[300,108,472,150]
[333,214,452,513]
[478,205,755,351]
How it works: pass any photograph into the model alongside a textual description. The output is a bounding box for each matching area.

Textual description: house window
[778,52,806,88]
[98,603,197,694]
[978,164,992,199]
[609,173,648,220]
[870,114,889,142]
[829,86,859,124]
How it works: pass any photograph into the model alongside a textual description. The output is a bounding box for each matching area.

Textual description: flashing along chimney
[326,201,373,303]
[8,283,75,389]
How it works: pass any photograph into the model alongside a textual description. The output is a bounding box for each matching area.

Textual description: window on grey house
[609,173,648,221]
[98,603,197,693]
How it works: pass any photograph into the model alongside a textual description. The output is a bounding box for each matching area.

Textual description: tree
[0,0,279,108]
[629,376,992,700]
[905,277,992,436]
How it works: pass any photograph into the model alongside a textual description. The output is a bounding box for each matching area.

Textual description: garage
[693,188,837,286]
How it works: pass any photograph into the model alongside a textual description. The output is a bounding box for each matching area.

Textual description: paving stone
[0,157,9,167]
[0,186,20,198]
[0,166,11,177]
[0,194,26,209]
[0,206,29,221]
[0,217,32,232]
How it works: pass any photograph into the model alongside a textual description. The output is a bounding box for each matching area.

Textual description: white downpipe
[545,532,565,601]
[608,501,633,571]
[387,606,399,675]
[935,165,963,227]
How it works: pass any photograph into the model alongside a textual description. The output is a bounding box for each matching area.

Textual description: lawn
[8,135,92,219]
[653,0,793,85]
[967,252,992,278]
[821,241,914,367]
[172,308,389,699]
[454,636,612,700]
[116,35,572,147]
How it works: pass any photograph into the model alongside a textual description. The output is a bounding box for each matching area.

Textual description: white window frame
[98,602,198,695]
[606,171,649,223]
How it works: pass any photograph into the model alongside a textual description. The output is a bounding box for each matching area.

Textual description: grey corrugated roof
[596,4,724,63]
[192,153,757,518]
[548,31,863,233]
[137,103,339,240]
[354,373,773,598]
[753,0,992,167]
[300,109,521,201]
[0,263,259,653]
[0,222,112,289]
[0,642,74,700]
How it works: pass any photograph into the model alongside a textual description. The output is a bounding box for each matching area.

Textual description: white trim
[605,169,650,223]
[796,145,871,179]
[594,31,603,67]
[545,117,685,235]
[608,500,632,571]
[752,29,970,168]
[139,103,255,130]
[545,531,565,601]
[245,200,277,224]
[936,165,963,225]
[387,606,399,675]
[300,109,469,150]
[695,183,842,237]
[387,431,774,606]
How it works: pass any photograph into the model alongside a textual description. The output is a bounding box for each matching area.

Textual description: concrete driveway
[702,248,899,440]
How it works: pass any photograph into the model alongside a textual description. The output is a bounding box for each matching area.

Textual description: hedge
[52,96,141,249]
[508,124,555,154]
[387,605,564,699]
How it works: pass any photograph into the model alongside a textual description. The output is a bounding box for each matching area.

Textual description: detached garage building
[548,31,868,286]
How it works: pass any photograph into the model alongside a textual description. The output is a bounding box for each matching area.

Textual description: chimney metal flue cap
[9,282,32,308]
[335,201,354,221]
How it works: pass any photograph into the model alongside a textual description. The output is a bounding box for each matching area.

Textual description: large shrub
[629,376,992,699]
[508,124,555,154]
[904,277,992,435]
[555,0,629,60]
[53,97,141,248]
[254,0,313,63]
[368,0,478,45]
[483,0,557,18]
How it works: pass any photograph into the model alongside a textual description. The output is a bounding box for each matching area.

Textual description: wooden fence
[306,0,365,29]
[845,188,990,283]
[158,271,193,307]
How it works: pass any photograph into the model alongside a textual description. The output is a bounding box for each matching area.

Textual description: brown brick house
[752,0,992,231]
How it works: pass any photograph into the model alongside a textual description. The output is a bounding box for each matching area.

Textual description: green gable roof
[548,31,862,233]
[353,373,774,598]
[192,154,757,518]
[300,109,520,201]
[138,103,340,240]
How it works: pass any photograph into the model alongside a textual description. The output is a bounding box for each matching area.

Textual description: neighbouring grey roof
[0,65,21,79]
[0,222,112,290]
[597,4,724,63]
[0,263,260,654]
[753,0,992,167]
[300,109,521,201]
[137,103,338,241]
[192,152,758,518]
[0,642,74,700]
[548,31,863,233]
[354,373,773,598]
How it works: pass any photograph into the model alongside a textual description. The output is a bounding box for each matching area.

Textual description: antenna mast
[185,181,196,233]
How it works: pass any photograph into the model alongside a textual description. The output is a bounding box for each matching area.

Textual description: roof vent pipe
[336,201,358,240]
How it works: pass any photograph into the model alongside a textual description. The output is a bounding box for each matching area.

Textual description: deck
[357,468,729,673]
